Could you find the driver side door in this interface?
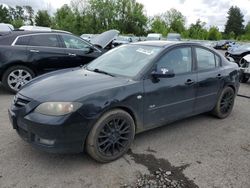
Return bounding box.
[143,46,197,128]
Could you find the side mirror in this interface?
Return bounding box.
[151,67,175,78]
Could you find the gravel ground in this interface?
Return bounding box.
[0,81,250,188]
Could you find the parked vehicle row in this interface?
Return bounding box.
[225,43,250,64]
[8,41,240,162]
[213,40,235,50]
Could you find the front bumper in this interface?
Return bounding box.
[8,94,92,154]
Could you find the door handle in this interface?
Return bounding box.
[185,79,195,85]
[68,53,76,56]
[216,74,223,79]
[30,49,39,53]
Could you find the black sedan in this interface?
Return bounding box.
[8,41,240,162]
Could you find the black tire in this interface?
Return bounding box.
[86,109,135,163]
[2,65,35,93]
[239,74,249,83]
[212,87,235,119]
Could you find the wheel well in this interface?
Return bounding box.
[1,62,37,81]
[227,85,236,94]
[112,106,138,131]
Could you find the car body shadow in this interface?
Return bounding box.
[0,84,11,95]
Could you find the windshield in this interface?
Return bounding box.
[87,45,162,78]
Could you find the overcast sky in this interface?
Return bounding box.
[1,0,250,31]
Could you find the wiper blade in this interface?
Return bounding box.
[93,69,115,77]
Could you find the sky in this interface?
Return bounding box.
[1,0,250,31]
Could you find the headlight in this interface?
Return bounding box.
[35,102,82,116]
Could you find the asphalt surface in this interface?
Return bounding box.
[0,83,250,188]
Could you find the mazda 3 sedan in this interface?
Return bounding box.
[9,41,239,162]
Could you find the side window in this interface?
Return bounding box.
[29,34,60,48]
[196,48,216,70]
[61,35,90,50]
[157,47,192,74]
[15,36,31,45]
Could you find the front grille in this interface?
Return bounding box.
[14,94,30,108]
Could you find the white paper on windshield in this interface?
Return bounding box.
[136,48,154,55]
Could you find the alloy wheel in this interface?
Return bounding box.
[7,69,32,91]
[220,90,234,114]
[97,117,132,157]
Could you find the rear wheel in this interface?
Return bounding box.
[86,109,135,163]
[212,87,235,119]
[2,65,35,93]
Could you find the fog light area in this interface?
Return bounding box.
[35,136,55,146]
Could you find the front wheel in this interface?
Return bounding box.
[2,65,35,93]
[212,87,236,119]
[86,109,135,163]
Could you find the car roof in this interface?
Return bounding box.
[0,30,72,45]
[132,40,203,48]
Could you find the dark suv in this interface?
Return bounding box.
[0,31,105,93]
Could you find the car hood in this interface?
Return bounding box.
[90,30,119,49]
[19,68,130,102]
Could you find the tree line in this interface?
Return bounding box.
[0,0,250,41]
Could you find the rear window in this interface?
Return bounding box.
[29,34,60,48]
[15,36,31,46]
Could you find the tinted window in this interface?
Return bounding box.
[61,35,90,50]
[15,36,31,45]
[157,47,192,74]
[196,48,216,70]
[29,34,60,47]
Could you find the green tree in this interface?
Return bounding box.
[11,19,24,28]
[0,5,11,23]
[53,4,76,33]
[35,10,51,27]
[24,6,34,25]
[245,22,250,34]
[207,26,222,40]
[15,6,25,20]
[237,22,250,41]
[164,8,185,33]
[188,19,208,39]
[150,15,168,36]
[224,6,244,38]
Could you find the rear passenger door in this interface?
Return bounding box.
[26,34,67,73]
[194,47,223,113]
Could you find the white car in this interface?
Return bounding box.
[146,33,162,40]
[239,54,250,83]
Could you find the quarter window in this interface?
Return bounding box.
[157,47,192,74]
[61,35,90,50]
[29,34,60,48]
[196,48,217,70]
